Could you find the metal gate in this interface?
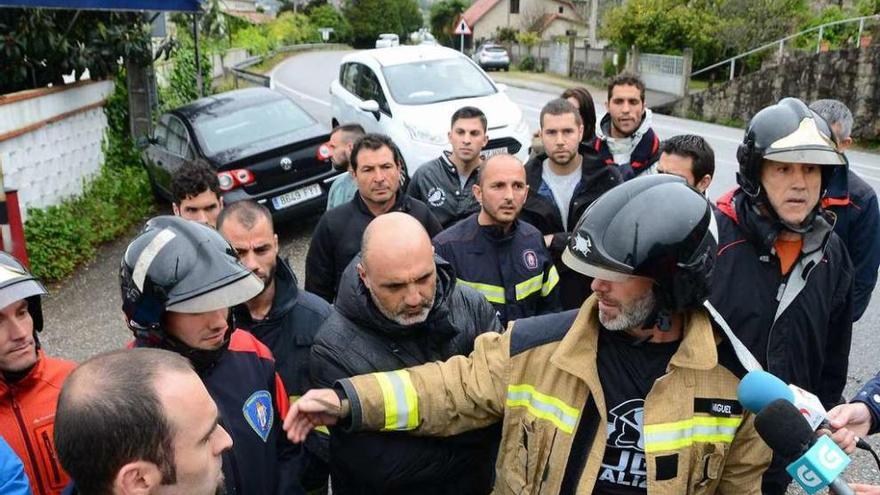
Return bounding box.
[638,53,686,96]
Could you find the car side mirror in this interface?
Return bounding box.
[359,100,381,121]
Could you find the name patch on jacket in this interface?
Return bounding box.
[243,390,274,442]
[694,398,743,417]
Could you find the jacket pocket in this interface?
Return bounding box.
[687,442,728,495]
[501,417,556,495]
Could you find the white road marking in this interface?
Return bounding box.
[274,80,331,107]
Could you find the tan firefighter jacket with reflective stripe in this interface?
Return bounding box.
[337,296,771,494]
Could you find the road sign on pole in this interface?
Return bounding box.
[454,17,471,52]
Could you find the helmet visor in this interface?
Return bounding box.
[765,117,845,166]
[562,247,633,282]
[0,265,47,311]
[166,272,263,314]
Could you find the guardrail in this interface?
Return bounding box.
[231,43,350,88]
[692,14,879,80]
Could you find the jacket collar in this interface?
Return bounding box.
[478,216,520,243]
[0,349,44,393]
[550,296,719,382]
[354,189,410,218]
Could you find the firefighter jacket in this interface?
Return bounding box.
[433,214,560,326]
[0,351,75,495]
[336,297,771,495]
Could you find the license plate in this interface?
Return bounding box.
[482,147,508,159]
[271,183,322,210]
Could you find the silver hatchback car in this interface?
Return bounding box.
[473,44,510,71]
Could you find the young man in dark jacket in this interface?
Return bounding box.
[408,106,488,228]
[709,98,853,495]
[434,154,560,326]
[305,134,442,303]
[810,99,880,322]
[310,212,502,495]
[120,216,302,495]
[520,98,621,310]
[219,200,332,491]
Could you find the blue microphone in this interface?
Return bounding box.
[737,370,794,414]
[755,399,854,495]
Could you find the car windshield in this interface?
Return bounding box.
[382,57,496,105]
[193,99,315,155]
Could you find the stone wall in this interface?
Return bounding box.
[659,45,880,140]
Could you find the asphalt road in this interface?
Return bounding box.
[40,49,880,490]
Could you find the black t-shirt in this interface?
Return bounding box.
[593,328,680,495]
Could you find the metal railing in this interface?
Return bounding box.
[692,14,879,80]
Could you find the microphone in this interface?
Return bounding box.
[755,399,854,495]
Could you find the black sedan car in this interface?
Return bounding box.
[141,87,339,221]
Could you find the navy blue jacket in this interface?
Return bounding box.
[433,214,560,326]
[852,371,880,436]
[234,257,331,489]
[136,330,301,495]
[823,167,880,321]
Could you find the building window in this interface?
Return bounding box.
[558,5,563,13]
[510,0,519,14]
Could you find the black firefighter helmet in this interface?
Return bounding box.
[562,174,717,322]
[120,216,263,347]
[0,251,47,336]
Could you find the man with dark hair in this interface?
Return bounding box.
[309,212,502,494]
[810,99,880,321]
[326,124,366,210]
[656,134,715,193]
[55,348,233,495]
[120,216,301,495]
[408,106,489,228]
[305,133,442,303]
[171,158,223,228]
[218,200,332,491]
[710,98,853,494]
[434,154,560,326]
[0,251,76,495]
[594,73,661,179]
[520,98,620,309]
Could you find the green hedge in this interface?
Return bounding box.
[24,73,155,281]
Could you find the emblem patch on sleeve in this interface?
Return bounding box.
[243,390,274,442]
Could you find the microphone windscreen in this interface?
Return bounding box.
[737,370,794,414]
[754,398,814,461]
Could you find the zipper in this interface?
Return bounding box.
[11,392,47,495]
[41,430,62,484]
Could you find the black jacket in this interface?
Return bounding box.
[710,189,853,408]
[305,192,442,303]
[408,152,481,228]
[234,257,331,489]
[310,256,502,495]
[520,149,621,309]
[823,167,880,321]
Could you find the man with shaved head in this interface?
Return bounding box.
[434,154,560,326]
[309,212,502,494]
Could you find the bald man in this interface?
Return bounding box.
[434,155,560,326]
[309,212,502,495]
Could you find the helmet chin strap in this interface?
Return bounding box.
[746,185,818,235]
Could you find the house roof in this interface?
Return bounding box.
[530,11,586,32]
[462,0,584,28]
[224,10,274,23]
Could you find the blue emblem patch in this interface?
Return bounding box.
[243,390,274,442]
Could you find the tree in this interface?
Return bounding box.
[429,0,468,46]
[397,0,425,35]
[344,0,404,46]
[308,4,353,42]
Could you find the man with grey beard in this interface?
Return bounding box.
[308,212,502,494]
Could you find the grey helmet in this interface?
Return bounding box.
[562,174,717,329]
[0,251,48,336]
[120,216,262,363]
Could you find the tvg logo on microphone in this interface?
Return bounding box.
[785,436,851,495]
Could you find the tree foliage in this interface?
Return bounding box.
[0,9,151,94]
[429,0,468,46]
[308,4,354,42]
[344,0,423,46]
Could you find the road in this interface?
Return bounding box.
[39,49,880,491]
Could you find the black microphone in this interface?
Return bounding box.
[755,399,855,495]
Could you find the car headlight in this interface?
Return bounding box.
[405,123,447,145]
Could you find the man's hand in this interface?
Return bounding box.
[282,389,348,443]
[828,402,873,437]
[850,484,880,494]
[818,426,858,454]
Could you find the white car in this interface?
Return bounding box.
[375,33,400,48]
[329,45,531,173]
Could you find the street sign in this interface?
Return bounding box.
[454,18,471,35]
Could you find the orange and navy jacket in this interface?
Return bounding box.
[0,351,75,495]
[134,329,300,495]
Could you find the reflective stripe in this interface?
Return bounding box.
[541,266,560,297]
[373,370,420,431]
[515,274,544,301]
[644,416,743,453]
[506,384,579,433]
[458,279,505,304]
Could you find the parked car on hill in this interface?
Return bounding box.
[139,87,339,221]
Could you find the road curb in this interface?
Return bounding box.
[491,74,567,95]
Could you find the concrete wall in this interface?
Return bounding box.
[0,80,114,220]
[473,0,518,43]
[661,45,880,140]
